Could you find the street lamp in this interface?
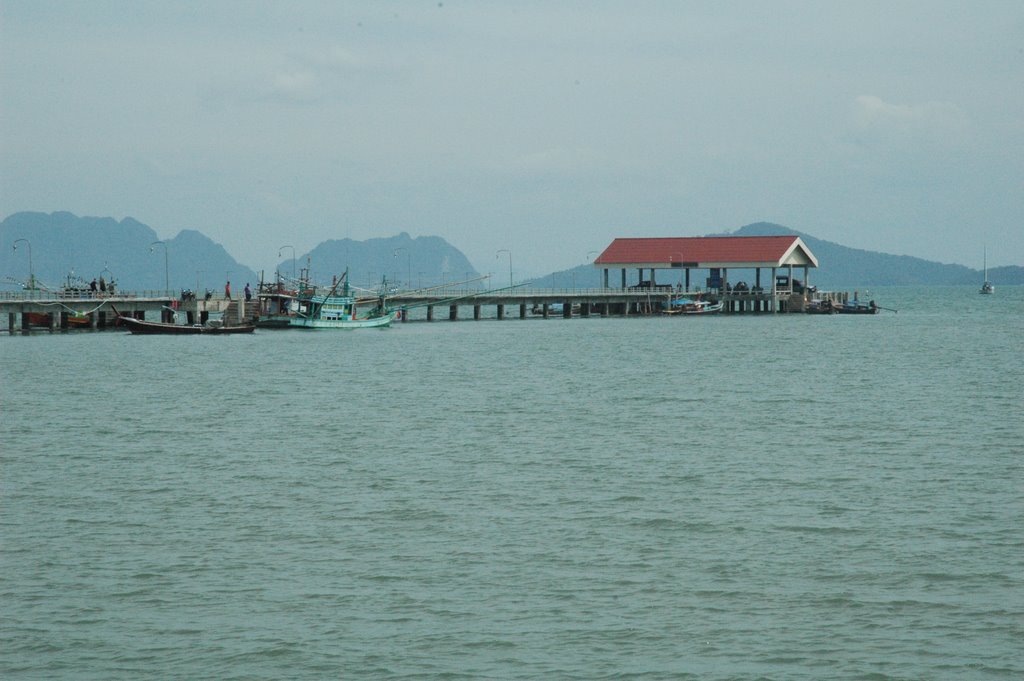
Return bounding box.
[278,245,296,282]
[393,247,411,289]
[12,238,34,290]
[150,240,169,293]
[496,249,512,288]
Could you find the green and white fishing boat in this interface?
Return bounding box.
[288,270,396,330]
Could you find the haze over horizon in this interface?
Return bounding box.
[2,2,1022,276]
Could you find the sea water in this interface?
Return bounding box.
[2,286,1022,680]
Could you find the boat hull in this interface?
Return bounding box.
[119,317,256,335]
[287,313,395,330]
[253,314,295,329]
[836,304,878,315]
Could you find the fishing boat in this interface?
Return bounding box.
[980,248,994,294]
[254,275,299,329]
[835,300,879,315]
[664,298,723,315]
[113,307,255,335]
[23,311,89,327]
[805,299,836,314]
[117,316,255,335]
[287,270,396,330]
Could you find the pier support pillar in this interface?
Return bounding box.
[496,304,504,320]
[542,303,550,319]
[8,312,15,333]
[449,305,458,321]
[21,309,30,331]
[519,303,527,319]
[473,305,481,320]
[563,302,572,318]
[49,313,58,332]
[426,305,434,321]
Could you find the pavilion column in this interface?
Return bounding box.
[685,269,690,291]
[603,268,609,289]
[771,267,777,313]
[621,269,626,289]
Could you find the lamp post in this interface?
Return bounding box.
[150,240,169,293]
[587,251,599,290]
[12,238,34,290]
[393,247,411,289]
[496,249,512,288]
[278,245,296,282]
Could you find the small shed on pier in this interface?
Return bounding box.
[593,235,819,293]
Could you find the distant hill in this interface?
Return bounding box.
[0,211,478,293]
[725,222,1024,287]
[0,211,258,293]
[284,233,479,291]
[529,222,1023,289]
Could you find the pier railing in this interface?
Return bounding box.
[0,290,179,301]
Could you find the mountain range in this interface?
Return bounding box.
[0,212,477,293]
[1,212,1020,292]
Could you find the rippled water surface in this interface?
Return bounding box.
[2,286,1022,679]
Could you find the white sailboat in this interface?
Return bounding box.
[980,248,994,294]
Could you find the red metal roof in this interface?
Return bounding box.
[594,236,816,268]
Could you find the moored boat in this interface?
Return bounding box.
[113,307,255,335]
[835,300,878,314]
[665,298,723,315]
[254,275,299,329]
[287,270,396,330]
[117,316,256,335]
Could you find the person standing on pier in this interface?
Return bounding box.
[225,281,231,299]
[244,283,252,302]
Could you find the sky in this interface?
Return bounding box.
[2,1,1022,276]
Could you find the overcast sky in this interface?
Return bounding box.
[2,1,1022,276]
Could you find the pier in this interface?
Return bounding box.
[387,285,850,321]
[1,284,857,332]
[0,290,240,333]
